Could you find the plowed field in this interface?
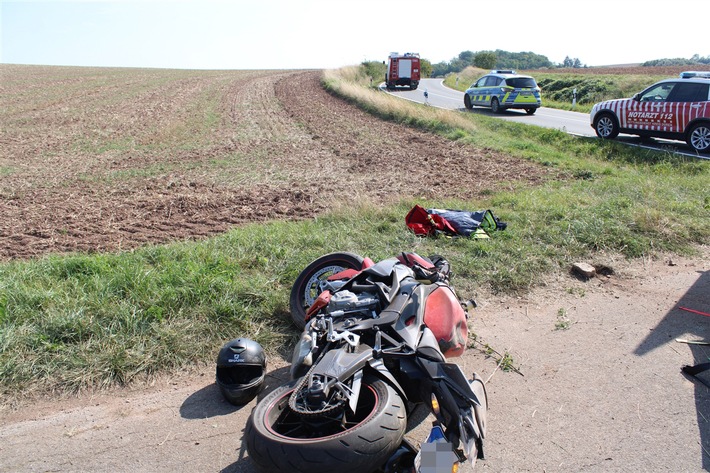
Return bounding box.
[1,66,547,260]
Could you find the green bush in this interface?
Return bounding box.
[361,60,387,86]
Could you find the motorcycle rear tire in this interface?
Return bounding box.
[289,252,364,329]
[245,375,406,473]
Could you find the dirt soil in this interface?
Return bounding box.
[1,68,708,472]
[0,68,546,260]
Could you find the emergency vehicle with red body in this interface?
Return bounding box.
[590,71,710,153]
[385,52,420,90]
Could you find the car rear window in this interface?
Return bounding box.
[669,83,709,102]
[505,77,537,88]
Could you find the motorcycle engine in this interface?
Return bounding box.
[325,290,379,318]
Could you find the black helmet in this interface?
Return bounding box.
[216,338,266,405]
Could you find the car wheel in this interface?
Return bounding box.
[464,94,473,110]
[490,98,501,114]
[594,113,619,139]
[687,122,710,152]
[525,108,536,115]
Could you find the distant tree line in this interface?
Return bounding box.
[432,50,557,76]
[430,50,710,77]
[561,56,585,68]
[642,54,710,66]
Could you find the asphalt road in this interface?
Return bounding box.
[383,78,593,136]
[383,78,708,159]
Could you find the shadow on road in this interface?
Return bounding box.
[461,107,534,117]
[634,270,710,470]
[179,383,244,419]
[612,135,709,157]
[228,366,297,473]
[179,367,291,420]
[181,367,293,473]
[220,424,254,473]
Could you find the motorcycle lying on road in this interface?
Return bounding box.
[245,252,487,473]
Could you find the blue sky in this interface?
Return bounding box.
[1,0,707,70]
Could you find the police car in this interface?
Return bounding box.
[590,71,710,153]
[464,70,541,115]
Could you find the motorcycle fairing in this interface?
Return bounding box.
[328,263,467,360]
[308,345,374,414]
[343,260,410,305]
[414,326,446,362]
[417,358,487,460]
[311,344,373,382]
[389,281,467,359]
[396,252,436,269]
[305,290,332,320]
[326,257,375,282]
[419,359,482,408]
[423,285,468,358]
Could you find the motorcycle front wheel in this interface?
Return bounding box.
[245,375,407,473]
[289,252,364,329]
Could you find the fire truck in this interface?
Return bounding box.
[385,52,420,90]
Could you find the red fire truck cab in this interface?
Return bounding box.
[385,52,420,90]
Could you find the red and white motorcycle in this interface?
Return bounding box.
[246,252,487,473]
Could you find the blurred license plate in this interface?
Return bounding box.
[414,425,459,472]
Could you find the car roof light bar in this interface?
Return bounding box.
[680,71,710,79]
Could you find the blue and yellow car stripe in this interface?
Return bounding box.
[470,88,539,105]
